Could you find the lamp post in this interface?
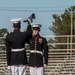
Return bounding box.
[69,7,73,75]
[74,21,75,35]
[70,8,73,53]
[70,7,75,55]
[70,7,75,75]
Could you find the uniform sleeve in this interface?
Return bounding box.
[26,25,32,36]
[5,35,11,66]
[43,38,48,65]
[25,25,32,43]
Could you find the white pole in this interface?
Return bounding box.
[70,7,73,75]
[74,21,75,35]
[70,7,73,57]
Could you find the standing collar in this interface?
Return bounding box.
[13,30,20,32]
[33,34,40,37]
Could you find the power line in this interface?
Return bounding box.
[0,6,70,12]
[0,6,70,9]
[0,8,65,12]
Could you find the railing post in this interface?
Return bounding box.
[67,35,69,59]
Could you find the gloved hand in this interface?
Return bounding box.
[7,66,11,69]
[44,64,47,68]
[26,64,29,70]
[25,19,31,25]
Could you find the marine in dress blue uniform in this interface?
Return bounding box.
[5,18,32,75]
[27,23,48,75]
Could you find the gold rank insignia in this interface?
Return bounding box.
[39,38,42,43]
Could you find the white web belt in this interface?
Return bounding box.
[11,48,25,52]
[30,50,43,55]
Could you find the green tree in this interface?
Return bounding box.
[49,6,75,49]
[0,28,8,50]
[0,28,8,37]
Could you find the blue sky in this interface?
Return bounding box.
[0,0,75,36]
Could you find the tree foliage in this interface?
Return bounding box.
[0,28,8,50]
[0,28,8,37]
[49,6,75,49]
[49,6,75,35]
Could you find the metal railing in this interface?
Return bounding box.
[0,35,75,75]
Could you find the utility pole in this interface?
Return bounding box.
[70,7,73,53]
[74,21,75,35]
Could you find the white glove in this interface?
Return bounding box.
[26,64,29,70]
[44,64,47,68]
[8,66,11,69]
